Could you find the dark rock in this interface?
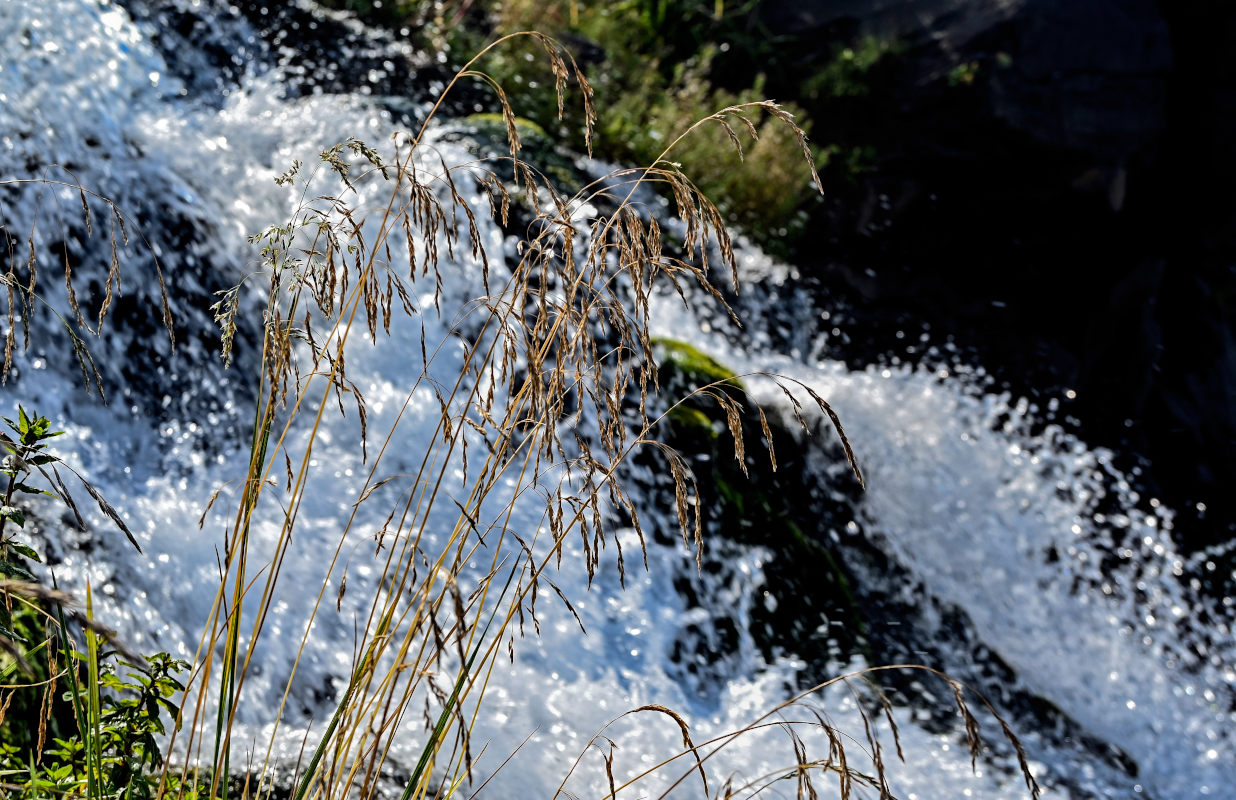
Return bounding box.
[756,0,1171,185]
[646,339,869,697]
[745,0,1234,562]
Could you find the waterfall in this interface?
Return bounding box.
[2,1,1232,798]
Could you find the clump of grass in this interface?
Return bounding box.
[177,28,875,799]
[1,27,1037,800]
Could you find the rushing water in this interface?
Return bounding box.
[2,1,1234,798]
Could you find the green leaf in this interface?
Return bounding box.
[0,624,28,645]
[6,541,41,562]
[0,505,25,527]
[0,560,36,581]
[99,672,129,690]
[30,454,59,466]
[12,481,54,497]
[77,475,142,553]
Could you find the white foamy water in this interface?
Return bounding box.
[2,2,1233,799]
[657,295,1236,798]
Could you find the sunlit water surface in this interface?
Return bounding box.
[1,1,1233,798]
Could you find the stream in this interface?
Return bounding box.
[1,1,1233,797]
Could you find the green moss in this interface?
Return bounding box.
[460,113,580,190]
[658,339,732,450]
[667,404,717,437]
[653,337,745,395]
[463,113,552,148]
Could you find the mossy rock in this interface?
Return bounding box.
[665,404,718,451]
[463,112,553,152]
[652,337,745,400]
[459,113,579,189]
[647,338,870,668]
[654,338,745,456]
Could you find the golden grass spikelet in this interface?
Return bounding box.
[621,704,711,797]
[2,277,15,379]
[857,698,894,799]
[718,393,748,476]
[0,683,12,728]
[36,666,55,760]
[757,406,777,472]
[1002,716,1044,800]
[23,240,35,350]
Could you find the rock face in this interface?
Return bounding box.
[760,0,1172,157]
[750,0,1235,557]
[983,0,1170,157]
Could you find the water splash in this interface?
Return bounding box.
[2,2,1232,798]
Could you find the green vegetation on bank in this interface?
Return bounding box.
[483,1,895,250]
[323,0,900,253]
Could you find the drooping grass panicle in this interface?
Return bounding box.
[558,664,1039,799]
[0,170,176,391]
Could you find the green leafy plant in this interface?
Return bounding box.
[1,407,72,681]
[4,645,193,800]
[0,410,197,799]
[0,406,60,598]
[0,406,198,799]
[72,650,190,800]
[0,403,142,586]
